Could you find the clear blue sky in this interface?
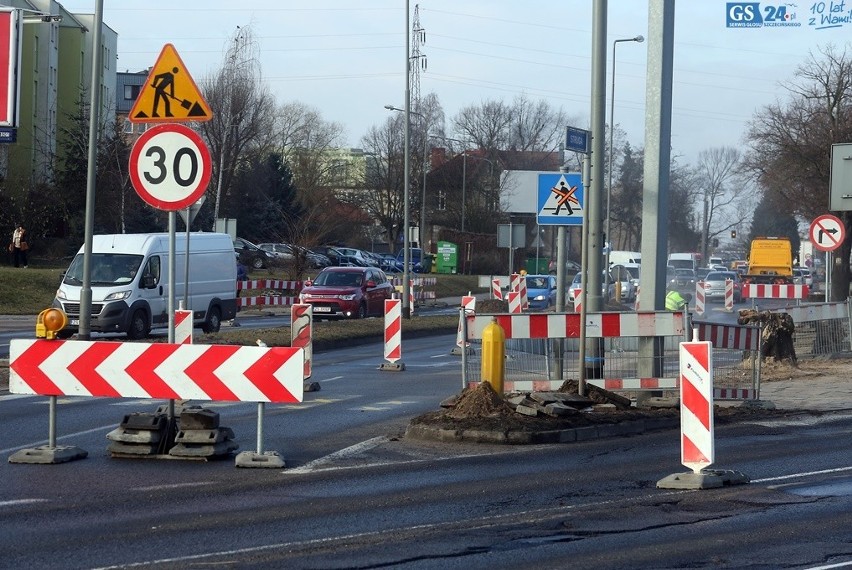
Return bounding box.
[60,1,852,165]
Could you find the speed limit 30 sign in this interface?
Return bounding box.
[129,124,212,211]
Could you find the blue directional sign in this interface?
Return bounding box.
[536,172,584,226]
[565,126,590,154]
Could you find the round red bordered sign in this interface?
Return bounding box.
[809,214,846,252]
[129,124,212,211]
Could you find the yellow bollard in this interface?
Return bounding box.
[481,317,505,393]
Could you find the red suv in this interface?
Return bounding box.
[299,267,394,318]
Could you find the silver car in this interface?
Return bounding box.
[703,271,741,303]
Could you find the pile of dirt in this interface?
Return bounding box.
[446,382,514,419]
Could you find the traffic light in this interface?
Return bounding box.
[731,230,737,238]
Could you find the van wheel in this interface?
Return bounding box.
[127,310,149,340]
[355,303,367,319]
[252,256,264,269]
[202,307,221,334]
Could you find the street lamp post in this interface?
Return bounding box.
[605,35,644,283]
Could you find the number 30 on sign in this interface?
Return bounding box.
[129,124,212,211]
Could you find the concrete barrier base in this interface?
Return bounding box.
[9,445,88,464]
[378,362,406,371]
[235,450,285,469]
[657,468,749,489]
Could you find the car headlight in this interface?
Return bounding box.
[104,290,132,301]
[299,293,307,303]
[533,294,545,301]
[339,293,356,301]
[56,289,67,301]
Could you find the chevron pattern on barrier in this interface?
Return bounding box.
[742,283,808,299]
[10,339,304,403]
[468,311,686,340]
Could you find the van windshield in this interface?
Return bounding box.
[64,253,144,286]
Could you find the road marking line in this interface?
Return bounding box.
[0,499,48,507]
[133,482,216,492]
[752,465,852,484]
[0,423,115,455]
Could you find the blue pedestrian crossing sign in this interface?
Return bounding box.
[536,172,584,226]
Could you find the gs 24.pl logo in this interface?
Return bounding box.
[726,2,801,27]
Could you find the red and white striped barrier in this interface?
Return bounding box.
[695,322,759,351]
[679,339,714,473]
[290,304,313,379]
[237,279,303,292]
[10,340,304,402]
[238,296,299,308]
[507,291,522,313]
[492,278,503,300]
[468,311,686,340]
[502,377,678,393]
[724,279,734,311]
[634,286,640,311]
[174,309,193,344]
[409,278,415,315]
[390,276,437,301]
[742,283,808,299]
[509,273,520,294]
[694,281,706,316]
[383,299,402,363]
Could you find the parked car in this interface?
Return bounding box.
[525,274,557,310]
[334,247,378,267]
[377,253,404,273]
[298,266,394,319]
[257,242,295,262]
[703,270,742,303]
[233,237,273,269]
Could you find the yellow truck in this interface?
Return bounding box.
[743,236,794,285]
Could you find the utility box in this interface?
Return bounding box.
[526,257,548,274]
[435,241,458,274]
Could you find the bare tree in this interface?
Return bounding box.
[199,26,276,230]
[744,43,852,299]
[359,117,405,247]
[694,146,753,262]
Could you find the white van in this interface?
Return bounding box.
[54,233,238,339]
[609,251,641,266]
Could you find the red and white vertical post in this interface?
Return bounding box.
[380,298,405,370]
[491,278,503,300]
[456,295,476,348]
[409,278,415,315]
[679,338,714,473]
[174,308,193,344]
[694,281,706,316]
[573,288,583,314]
[724,279,734,311]
[507,291,522,313]
[291,304,313,379]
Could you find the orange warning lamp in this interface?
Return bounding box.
[36,308,68,340]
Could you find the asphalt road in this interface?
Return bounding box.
[3,330,852,568]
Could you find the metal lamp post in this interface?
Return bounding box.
[605,35,644,283]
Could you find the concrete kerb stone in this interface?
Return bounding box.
[405,417,680,445]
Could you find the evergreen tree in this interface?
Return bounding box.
[748,191,801,257]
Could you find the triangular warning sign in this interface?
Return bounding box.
[539,175,583,218]
[128,44,213,123]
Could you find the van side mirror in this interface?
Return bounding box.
[141,274,155,288]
